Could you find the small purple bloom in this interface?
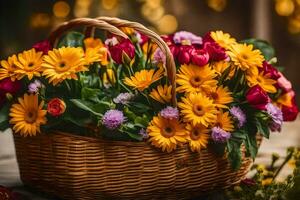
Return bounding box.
[173,31,202,45]
[229,106,246,128]
[102,109,125,130]
[28,80,42,93]
[266,103,283,132]
[113,93,134,105]
[211,127,231,143]
[138,128,149,139]
[160,106,179,120]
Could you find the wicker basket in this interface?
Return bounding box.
[14,17,257,200]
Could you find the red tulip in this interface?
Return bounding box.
[0,78,21,96]
[177,45,193,64]
[107,39,135,64]
[191,49,209,66]
[262,61,280,80]
[202,32,214,44]
[282,103,299,121]
[203,42,227,61]
[33,40,51,55]
[246,85,270,110]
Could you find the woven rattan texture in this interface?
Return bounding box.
[14,132,253,200]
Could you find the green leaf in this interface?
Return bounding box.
[124,107,137,121]
[81,87,101,103]
[227,139,243,170]
[70,99,103,117]
[127,132,143,141]
[134,116,149,127]
[245,133,258,159]
[58,31,85,48]
[231,130,247,140]
[241,38,275,61]
[255,118,270,139]
[0,104,10,131]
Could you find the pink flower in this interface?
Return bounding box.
[177,45,194,64]
[191,49,209,66]
[173,31,202,45]
[33,40,51,55]
[277,72,292,92]
[0,78,21,96]
[262,61,280,80]
[203,42,227,61]
[106,38,135,64]
[153,48,166,66]
[246,85,270,110]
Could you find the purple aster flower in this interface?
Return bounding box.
[160,106,179,120]
[138,128,149,139]
[173,31,202,45]
[102,109,125,130]
[211,127,231,143]
[28,80,42,93]
[266,103,283,132]
[113,93,134,105]
[229,106,246,128]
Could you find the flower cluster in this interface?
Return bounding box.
[0,27,298,169]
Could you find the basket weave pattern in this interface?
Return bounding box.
[15,132,253,200]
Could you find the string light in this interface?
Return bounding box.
[53,1,70,18]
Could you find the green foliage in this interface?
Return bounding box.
[242,38,275,61]
[227,137,243,170]
[70,99,111,117]
[0,104,10,131]
[57,31,85,48]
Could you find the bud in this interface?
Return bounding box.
[47,98,66,117]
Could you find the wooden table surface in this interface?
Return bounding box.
[0,118,299,199]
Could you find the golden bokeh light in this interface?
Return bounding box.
[102,0,118,10]
[53,1,70,18]
[275,0,295,16]
[288,17,300,33]
[141,4,165,22]
[145,0,161,9]
[207,0,227,12]
[157,15,178,34]
[30,13,50,28]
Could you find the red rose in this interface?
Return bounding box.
[246,85,270,110]
[33,40,51,55]
[261,61,280,80]
[203,42,227,61]
[108,39,135,64]
[191,49,209,66]
[47,98,66,117]
[0,78,21,96]
[282,103,299,121]
[177,45,194,64]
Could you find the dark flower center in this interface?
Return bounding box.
[25,110,37,124]
[190,76,202,87]
[162,126,174,138]
[193,104,205,116]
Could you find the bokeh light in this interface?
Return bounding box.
[207,0,227,12]
[157,14,178,34]
[275,0,295,16]
[102,0,118,10]
[30,13,51,28]
[53,1,70,18]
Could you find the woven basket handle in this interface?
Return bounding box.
[96,17,177,105]
[48,17,177,105]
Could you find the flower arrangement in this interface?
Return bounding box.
[0,27,298,169]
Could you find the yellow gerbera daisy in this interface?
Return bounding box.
[124,68,163,91]
[210,31,237,49]
[85,47,108,65]
[42,47,87,86]
[214,111,234,132]
[176,64,218,94]
[276,92,293,107]
[0,55,20,81]
[84,37,104,49]
[147,115,187,153]
[14,49,43,80]
[211,61,235,78]
[227,43,264,74]
[178,92,218,127]
[206,86,233,108]
[186,123,210,152]
[246,71,277,93]
[9,93,47,137]
[149,85,172,104]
